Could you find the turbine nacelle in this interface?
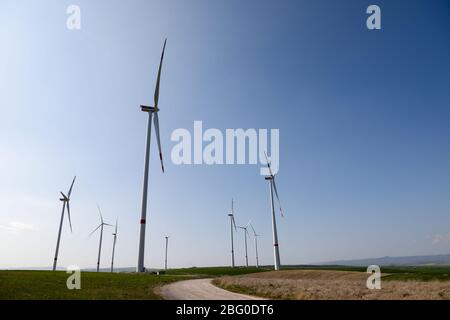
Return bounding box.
[250,223,261,238]
[140,105,159,113]
[60,192,69,202]
[238,223,251,235]
[112,219,118,236]
[264,152,284,218]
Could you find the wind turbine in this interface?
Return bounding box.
[52,176,76,271]
[227,199,237,268]
[164,235,169,271]
[137,39,167,273]
[110,219,118,273]
[90,206,112,272]
[237,221,251,267]
[264,152,284,271]
[250,224,261,268]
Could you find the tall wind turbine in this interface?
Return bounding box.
[227,199,237,268]
[110,219,118,273]
[250,224,261,268]
[264,152,284,271]
[52,176,76,271]
[90,206,112,272]
[164,235,169,271]
[137,39,167,273]
[237,221,251,267]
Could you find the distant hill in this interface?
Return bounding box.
[3,253,450,271]
[0,267,158,273]
[316,254,450,267]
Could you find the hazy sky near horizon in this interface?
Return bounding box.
[1,0,450,269]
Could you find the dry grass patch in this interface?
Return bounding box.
[213,270,450,300]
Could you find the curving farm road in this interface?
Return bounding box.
[159,278,265,300]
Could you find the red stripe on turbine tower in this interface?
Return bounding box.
[140,219,146,224]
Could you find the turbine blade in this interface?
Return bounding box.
[232,216,237,232]
[153,112,165,173]
[272,177,284,217]
[231,198,234,214]
[61,201,66,226]
[103,223,113,227]
[66,202,73,233]
[246,220,252,228]
[60,192,68,200]
[250,224,257,236]
[67,176,76,198]
[97,205,103,224]
[115,219,118,234]
[89,224,102,237]
[264,152,274,177]
[154,39,167,108]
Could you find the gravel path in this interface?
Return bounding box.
[159,278,265,300]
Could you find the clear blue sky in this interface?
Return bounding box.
[1,0,449,269]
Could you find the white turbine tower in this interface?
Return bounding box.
[227,199,237,268]
[237,221,251,268]
[137,39,167,273]
[164,235,169,271]
[264,152,284,271]
[250,224,261,268]
[110,219,118,273]
[52,176,76,271]
[90,206,113,272]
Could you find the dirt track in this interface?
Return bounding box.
[159,278,265,300]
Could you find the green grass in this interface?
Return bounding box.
[0,271,189,300]
[0,267,268,300]
[166,266,271,277]
[380,266,450,281]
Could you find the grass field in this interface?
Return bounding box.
[0,267,265,300]
[166,266,270,277]
[2,266,449,300]
[213,266,450,300]
[0,271,189,300]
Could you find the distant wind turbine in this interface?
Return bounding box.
[237,220,252,267]
[52,176,76,271]
[90,206,113,272]
[227,199,237,268]
[164,235,169,271]
[137,39,167,273]
[250,224,261,268]
[110,219,118,273]
[264,152,284,270]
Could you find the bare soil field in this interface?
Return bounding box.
[213,270,450,300]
